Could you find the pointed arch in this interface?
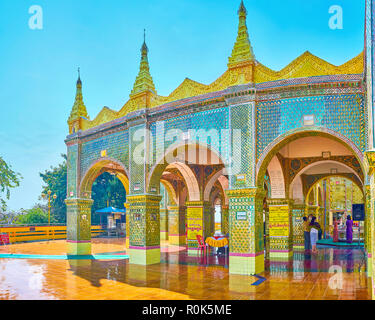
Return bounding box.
[79,158,129,198]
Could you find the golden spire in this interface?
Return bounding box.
[130,29,157,97]
[228,0,255,69]
[68,68,89,133]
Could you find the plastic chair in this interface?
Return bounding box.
[0,234,10,245]
[196,235,207,256]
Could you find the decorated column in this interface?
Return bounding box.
[227,188,265,275]
[306,205,318,217]
[159,184,169,241]
[264,206,270,259]
[267,199,293,259]
[125,202,130,249]
[65,198,93,255]
[168,205,186,245]
[186,201,211,255]
[365,151,375,299]
[127,195,162,265]
[365,185,372,277]
[292,204,305,249]
[160,207,169,241]
[364,0,375,299]
[221,205,229,234]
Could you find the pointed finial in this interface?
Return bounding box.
[68,66,89,132]
[228,0,255,69]
[130,28,156,100]
[238,0,247,15]
[141,29,148,54]
[77,67,82,85]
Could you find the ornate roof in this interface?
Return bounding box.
[73,1,364,131]
[68,69,89,124]
[130,30,156,97]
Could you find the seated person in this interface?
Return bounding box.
[216,232,229,255]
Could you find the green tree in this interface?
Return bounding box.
[91,172,127,225]
[0,156,21,211]
[39,155,127,225]
[0,210,20,225]
[39,154,67,223]
[16,207,57,225]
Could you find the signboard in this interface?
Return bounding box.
[236,174,246,182]
[352,204,365,221]
[269,206,289,237]
[187,207,203,240]
[236,211,247,220]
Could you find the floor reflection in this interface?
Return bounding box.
[0,239,371,300]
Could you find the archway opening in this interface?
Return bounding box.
[147,142,228,256]
[79,159,129,237]
[305,176,364,244]
[91,172,127,229]
[256,129,366,263]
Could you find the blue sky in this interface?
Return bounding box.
[0,0,365,211]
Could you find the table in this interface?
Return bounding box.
[205,236,229,255]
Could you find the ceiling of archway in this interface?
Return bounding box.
[278,136,352,158]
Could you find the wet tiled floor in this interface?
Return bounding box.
[0,239,372,300]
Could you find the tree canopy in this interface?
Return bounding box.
[40,154,67,223]
[39,155,126,224]
[16,207,57,225]
[0,156,21,211]
[91,172,127,225]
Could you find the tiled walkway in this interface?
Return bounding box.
[0,239,371,300]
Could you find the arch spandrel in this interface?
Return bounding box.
[256,94,365,160]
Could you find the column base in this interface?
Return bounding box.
[187,248,200,256]
[169,234,186,245]
[367,254,372,277]
[293,244,304,250]
[160,231,169,241]
[269,250,293,259]
[229,253,264,275]
[67,241,91,255]
[129,247,160,265]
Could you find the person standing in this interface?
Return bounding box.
[303,217,311,251]
[346,215,354,244]
[333,218,339,242]
[310,216,320,254]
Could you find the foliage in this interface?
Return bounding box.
[39,155,126,225]
[0,156,22,211]
[16,206,57,225]
[39,154,67,223]
[0,210,21,225]
[91,172,126,225]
